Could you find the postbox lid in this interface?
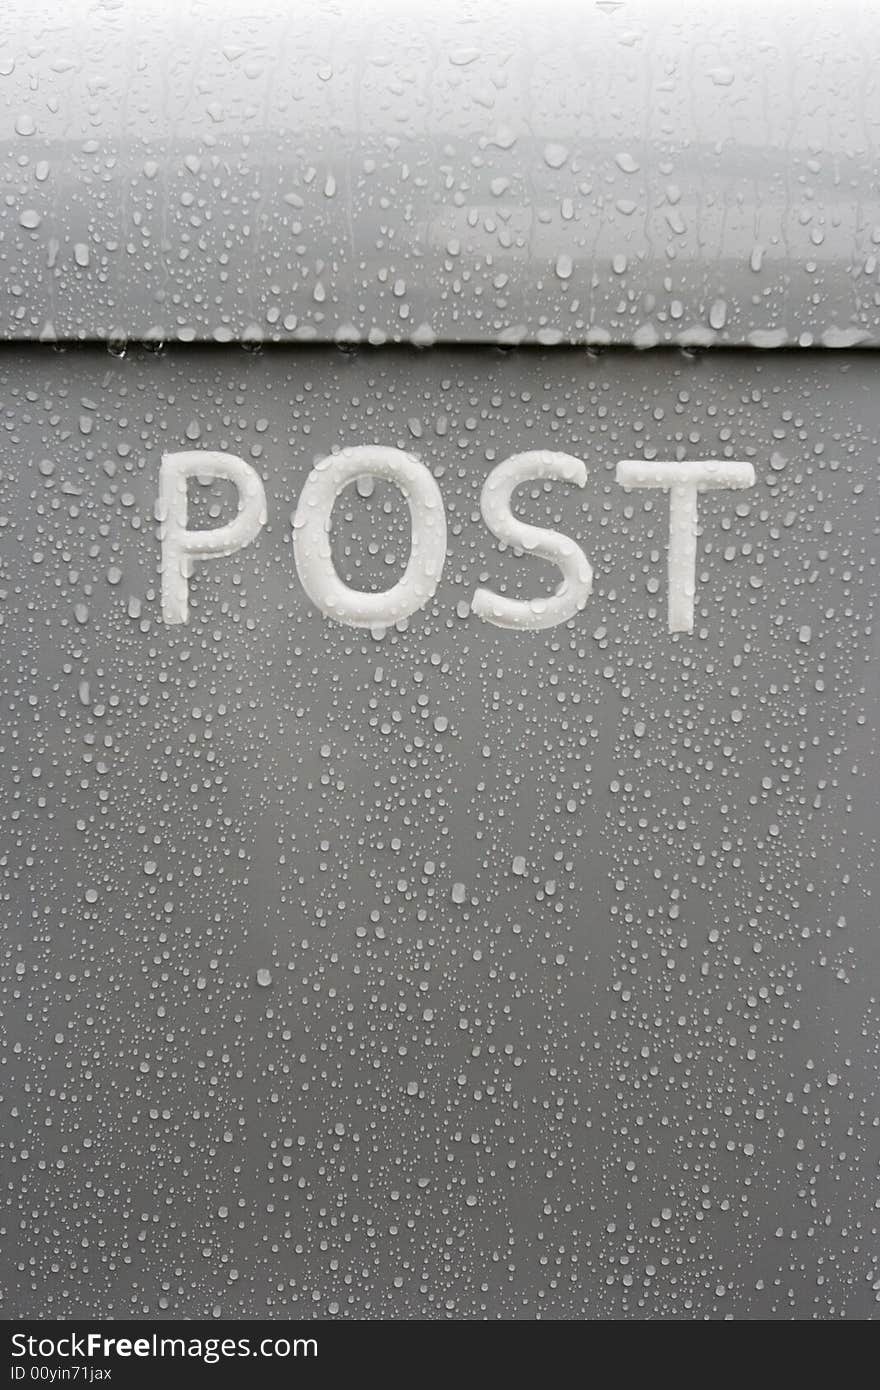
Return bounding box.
[2,0,879,348]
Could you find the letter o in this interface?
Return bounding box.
[292,446,447,629]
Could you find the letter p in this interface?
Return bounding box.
[159,450,267,624]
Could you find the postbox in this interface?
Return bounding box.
[1,0,878,1321]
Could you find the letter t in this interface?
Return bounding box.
[616,459,755,632]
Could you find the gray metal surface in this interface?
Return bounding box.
[3,0,880,348]
[1,342,877,1318]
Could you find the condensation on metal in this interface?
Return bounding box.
[2,0,880,348]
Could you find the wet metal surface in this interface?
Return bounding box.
[1,343,877,1318]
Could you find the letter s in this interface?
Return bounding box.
[472,451,592,629]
